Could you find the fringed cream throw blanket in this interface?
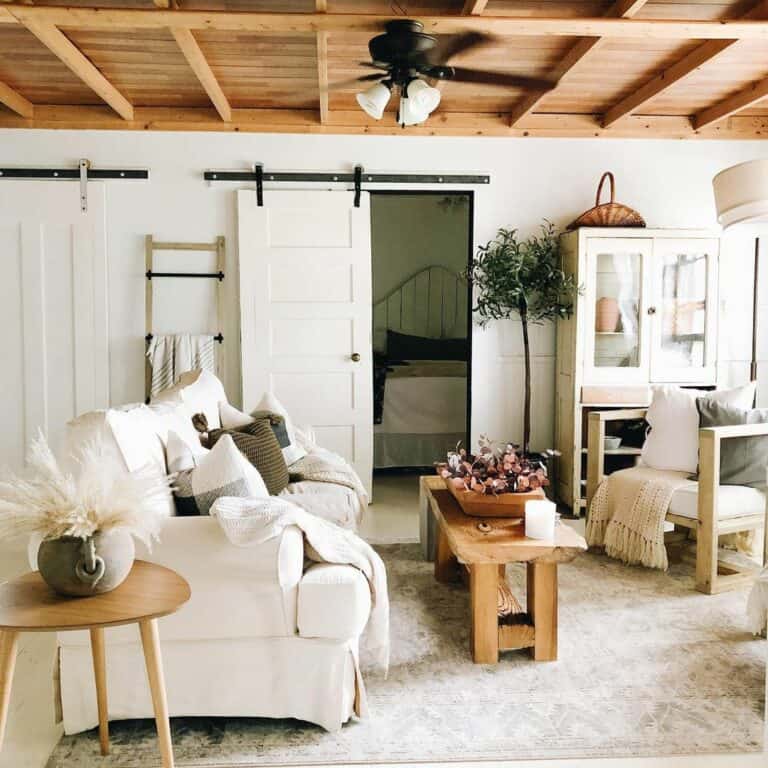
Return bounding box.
[586,467,691,571]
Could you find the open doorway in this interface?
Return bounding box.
[367,191,473,539]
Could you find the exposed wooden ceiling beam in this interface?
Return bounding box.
[171,27,230,122]
[2,105,768,139]
[602,0,768,127]
[0,79,33,117]
[694,77,768,129]
[463,0,489,14]
[18,18,133,119]
[509,0,648,127]
[316,0,328,125]
[4,7,768,40]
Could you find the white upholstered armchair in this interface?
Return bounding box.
[587,408,768,595]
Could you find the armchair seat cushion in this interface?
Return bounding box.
[297,563,371,641]
[668,480,765,521]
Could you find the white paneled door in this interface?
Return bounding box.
[0,182,109,469]
[238,189,373,495]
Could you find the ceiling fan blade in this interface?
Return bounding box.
[359,61,388,70]
[447,67,556,90]
[419,31,492,67]
[325,73,386,91]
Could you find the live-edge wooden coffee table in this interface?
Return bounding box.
[421,476,586,664]
[0,560,190,767]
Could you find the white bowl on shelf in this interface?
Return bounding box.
[604,436,622,451]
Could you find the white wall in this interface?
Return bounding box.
[2,129,768,451]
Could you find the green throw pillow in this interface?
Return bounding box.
[696,398,768,487]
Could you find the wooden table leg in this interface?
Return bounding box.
[470,563,499,664]
[434,522,458,583]
[89,627,109,756]
[0,631,19,752]
[139,619,174,768]
[527,560,558,661]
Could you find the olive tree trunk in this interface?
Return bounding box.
[519,297,531,456]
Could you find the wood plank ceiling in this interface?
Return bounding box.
[2,0,768,137]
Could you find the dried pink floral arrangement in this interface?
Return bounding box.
[436,435,554,496]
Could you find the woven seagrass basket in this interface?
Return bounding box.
[567,172,645,230]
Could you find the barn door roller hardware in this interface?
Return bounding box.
[203,165,490,207]
[0,159,150,213]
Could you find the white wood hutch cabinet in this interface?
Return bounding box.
[554,227,719,514]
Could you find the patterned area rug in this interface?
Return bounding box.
[48,545,765,767]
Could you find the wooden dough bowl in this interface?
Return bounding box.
[444,478,545,518]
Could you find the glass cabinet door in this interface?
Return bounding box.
[650,238,718,383]
[584,238,652,384]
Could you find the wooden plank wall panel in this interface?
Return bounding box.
[0,26,98,105]
[194,31,318,109]
[64,28,210,106]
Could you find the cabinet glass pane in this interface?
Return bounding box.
[594,250,642,368]
[659,250,708,369]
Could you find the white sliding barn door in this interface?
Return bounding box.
[0,182,109,469]
[238,189,373,495]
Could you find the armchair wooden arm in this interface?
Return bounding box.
[586,409,647,511]
[696,423,768,593]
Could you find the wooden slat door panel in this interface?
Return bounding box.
[237,189,373,495]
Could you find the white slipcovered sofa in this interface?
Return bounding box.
[41,371,373,734]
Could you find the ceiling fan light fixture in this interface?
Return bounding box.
[397,96,429,127]
[406,78,441,114]
[356,82,391,120]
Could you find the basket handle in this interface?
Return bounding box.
[595,172,615,206]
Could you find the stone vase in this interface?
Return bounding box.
[37,529,135,597]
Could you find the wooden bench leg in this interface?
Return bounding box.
[0,631,19,753]
[470,563,499,664]
[90,627,109,756]
[527,561,558,661]
[435,522,459,583]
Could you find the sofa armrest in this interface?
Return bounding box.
[586,409,648,510]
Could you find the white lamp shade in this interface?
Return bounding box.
[356,82,391,120]
[397,96,428,126]
[406,79,441,114]
[713,158,768,229]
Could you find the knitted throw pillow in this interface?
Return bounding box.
[208,420,289,495]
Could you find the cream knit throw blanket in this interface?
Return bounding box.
[587,467,691,571]
[289,449,369,511]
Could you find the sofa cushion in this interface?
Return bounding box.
[151,370,226,430]
[641,382,756,474]
[696,399,768,487]
[668,481,765,521]
[208,421,289,496]
[172,434,268,516]
[298,563,371,640]
[254,392,307,467]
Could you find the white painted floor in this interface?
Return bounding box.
[357,472,766,768]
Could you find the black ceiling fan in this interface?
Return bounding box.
[357,19,555,91]
[345,20,555,125]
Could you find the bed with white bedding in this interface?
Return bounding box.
[373,265,469,469]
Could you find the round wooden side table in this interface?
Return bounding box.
[0,560,190,768]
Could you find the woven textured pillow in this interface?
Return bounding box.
[209,420,289,495]
[173,434,268,516]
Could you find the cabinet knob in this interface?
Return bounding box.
[350,352,361,362]
[647,306,657,315]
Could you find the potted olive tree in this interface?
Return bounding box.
[467,221,578,456]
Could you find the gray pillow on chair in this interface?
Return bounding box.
[696,398,768,487]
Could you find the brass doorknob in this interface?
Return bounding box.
[647,306,657,315]
[351,353,361,362]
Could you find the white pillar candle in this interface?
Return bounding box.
[525,499,556,540]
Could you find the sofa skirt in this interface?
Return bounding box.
[60,635,360,735]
